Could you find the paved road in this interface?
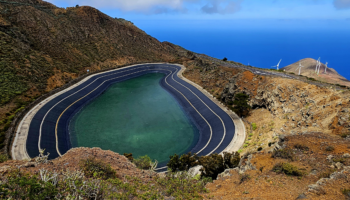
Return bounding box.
[24,64,236,172]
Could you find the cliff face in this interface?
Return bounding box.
[0,0,186,150]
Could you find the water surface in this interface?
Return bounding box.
[69,73,199,164]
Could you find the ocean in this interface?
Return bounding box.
[134,20,350,81]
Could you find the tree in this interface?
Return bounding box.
[232,93,251,117]
[223,152,240,169]
[223,57,228,61]
[199,154,225,179]
[167,152,198,172]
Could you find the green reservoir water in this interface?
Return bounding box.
[69,73,199,163]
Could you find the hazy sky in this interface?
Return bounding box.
[47,0,350,20]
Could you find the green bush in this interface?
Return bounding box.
[167,152,199,172]
[294,144,309,151]
[342,188,350,197]
[0,170,58,199]
[319,169,336,178]
[0,154,8,163]
[325,146,335,152]
[123,153,133,162]
[251,123,257,131]
[231,93,251,117]
[133,155,153,170]
[199,153,225,180]
[223,152,240,169]
[333,157,346,164]
[272,148,294,161]
[272,163,303,176]
[79,157,116,180]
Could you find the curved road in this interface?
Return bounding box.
[14,64,238,172]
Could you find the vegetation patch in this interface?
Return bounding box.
[133,155,157,170]
[272,163,303,176]
[239,174,251,184]
[294,144,309,151]
[272,148,295,161]
[325,146,335,152]
[79,157,117,180]
[0,154,8,163]
[167,152,240,180]
[229,93,251,117]
[341,188,350,198]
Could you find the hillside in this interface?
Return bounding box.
[0,0,350,199]
[0,0,187,151]
[282,58,350,87]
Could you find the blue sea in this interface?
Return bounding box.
[134,19,350,81]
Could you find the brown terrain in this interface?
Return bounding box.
[0,0,349,199]
[181,58,350,199]
[282,58,350,87]
[0,0,188,152]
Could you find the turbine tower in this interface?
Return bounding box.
[317,58,322,75]
[272,59,282,70]
[315,57,321,74]
[324,62,328,74]
[295,62,304,76]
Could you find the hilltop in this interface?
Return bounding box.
[282,58,350,87]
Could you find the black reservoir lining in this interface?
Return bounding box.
[26,64,235,172]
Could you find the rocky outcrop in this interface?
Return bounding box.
[220,70,350,136]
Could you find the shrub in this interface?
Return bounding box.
[155,171,211,199]
[333,157,346,164]
[0,154,8,163]
[272,163,303,176]
[272,148,294,161]
[223,152,240,169]
[240,174,251,184]
[342,188,350,197]
[79,157,116,180]
[251,123,257,131]
[199,153,225,179]
[325,146,335,152]
[133,155,155,170]
[223,57,228,61]
[294,144,309,151]
[231,93,251,117]
[167,152,199,172]
[319,169,336,178]
[0,170,58,199]
[123,153,133,162]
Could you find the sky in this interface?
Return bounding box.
[47,0,350,20]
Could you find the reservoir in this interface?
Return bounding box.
[69,73,199,164]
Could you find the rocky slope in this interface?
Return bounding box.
[0,0,187,151]
[282,58,350,87]
[182,58,350,199]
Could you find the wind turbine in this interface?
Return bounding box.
[324,62,328,74]
[315,57,320,74]
[295,62,304,76]
[317,58,322,75]
[271,59,282,70]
